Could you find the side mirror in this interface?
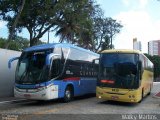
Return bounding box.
[45,53,61,65]
[8,57,19,69]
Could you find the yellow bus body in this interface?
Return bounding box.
[96,49,154,103]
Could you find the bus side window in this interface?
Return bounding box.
[139,55,144,70]
[138,55,144,80]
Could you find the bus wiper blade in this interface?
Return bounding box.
[19,70,27,81]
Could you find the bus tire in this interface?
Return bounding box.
[138,89,144,103]
[148,85,152,95]
[63,86,73,102]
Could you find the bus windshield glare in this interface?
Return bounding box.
[99,53,139,89]
[15,50,52,84]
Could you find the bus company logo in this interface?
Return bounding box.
[112,88,119,92]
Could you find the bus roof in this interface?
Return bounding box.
[23,43,99,56]
[101,49,142,54]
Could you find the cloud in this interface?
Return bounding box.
[0,21,7,28]
[113,10,160,53]
[139,0,149,8]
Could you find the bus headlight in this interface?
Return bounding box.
[37,86,45,91]
[35,84,46,91]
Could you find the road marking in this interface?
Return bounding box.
[0,99,27,104]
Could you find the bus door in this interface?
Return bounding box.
[48,54,62,96]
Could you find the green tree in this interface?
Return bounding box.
[55,0,97,47]
[0,38,6,48]
[105,17,123,49]
[0,0,96,47]
[77,3,103,51]
[4,0,26,49]
[101,35,114,51]
[92,17,122,52]
[145,53,160,81]
[0,36,43,51]
[153,56,160,81]
[0,38,20,50]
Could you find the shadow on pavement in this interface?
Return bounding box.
[20,93,96,106]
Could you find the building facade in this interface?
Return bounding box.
[133,38,142,51]
[148,40,160,56]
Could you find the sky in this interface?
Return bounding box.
[0,0,160,53]
[97,0,160,53]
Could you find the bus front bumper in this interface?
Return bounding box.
[14,85,59,100]
[96,87,141,103]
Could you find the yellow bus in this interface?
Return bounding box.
[96,49,154,103]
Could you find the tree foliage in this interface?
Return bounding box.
[55,0,93,43]
[0,36,44,51]
[92,17,122,52]
[0,0,96,46]
[0,37,28,51]
[0,0,123,51]
[4,0,26,49]
[145,53,160,81]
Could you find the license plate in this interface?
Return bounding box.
[24,94,31,98]
[111,96,119,100]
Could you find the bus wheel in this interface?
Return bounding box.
[63,86,73,102]
[148,85,152,95]
[138,89,143,103]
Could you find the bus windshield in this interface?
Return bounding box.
[15,50,52,84]
[98,53,139,89]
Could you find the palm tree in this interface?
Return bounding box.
[55,0,94,48]
[55,20,80,44]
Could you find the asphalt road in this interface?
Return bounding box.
[0,83,160,120]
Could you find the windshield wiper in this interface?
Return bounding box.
[19,70,27,82]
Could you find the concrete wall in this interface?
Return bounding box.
[0,49,21,97]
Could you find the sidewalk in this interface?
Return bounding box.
[153,91,160,99]
[152,82,160,99]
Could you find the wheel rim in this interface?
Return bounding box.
[65,90,71,99]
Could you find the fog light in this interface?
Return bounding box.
[98,96,102,99]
